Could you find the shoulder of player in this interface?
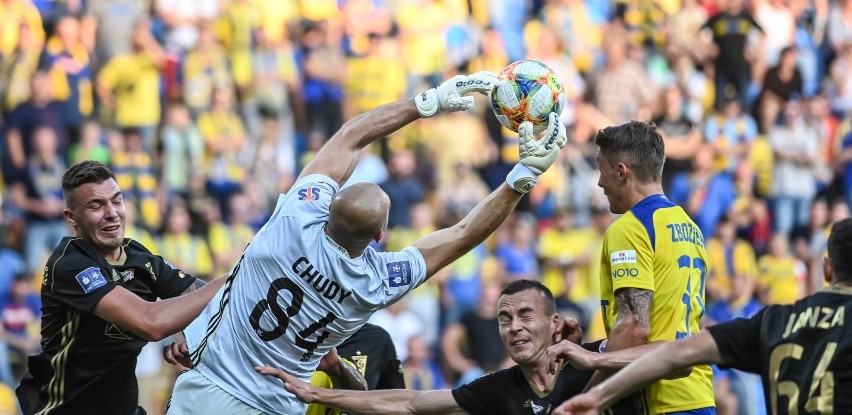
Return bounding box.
[604,215,650,245]
[46,238,102,276]
[123,238,153,256]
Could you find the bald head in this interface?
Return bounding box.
[328,183,390,252]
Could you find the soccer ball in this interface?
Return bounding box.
[490,60,565,133]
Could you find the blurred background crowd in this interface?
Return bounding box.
[0,0,848,413]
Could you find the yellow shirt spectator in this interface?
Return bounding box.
[0,0,44,57]
[297,0,340,22]
[197,110,247,184]
[539,223,599,302]
[396,1,451,77]
[158,232,214,280]
[217,0,260,87]
[758,255,806,305]
[111,150,161,229]
[0,382,18,415]
[255,0,299,45]
[346,50,406,114]
[182,45,231,113]
[208,220,255,276]
[706,237,758,300]
[97,53,161,127]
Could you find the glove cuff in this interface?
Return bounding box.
[415,89,440,118]
[506,163,541,194]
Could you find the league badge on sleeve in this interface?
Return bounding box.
[387,261,412,287]
[75,267,108,293]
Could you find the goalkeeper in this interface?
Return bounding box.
[165,72,567,415]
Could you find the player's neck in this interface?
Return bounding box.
[519,358,557,392]
[626,182,665,209]
[323,225,365,258]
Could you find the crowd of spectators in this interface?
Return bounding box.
[1,0,850,413]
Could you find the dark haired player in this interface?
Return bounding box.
[16,161,227,415]
[558,217,852,415]
[593,121,714,414]
[257,280,634,415]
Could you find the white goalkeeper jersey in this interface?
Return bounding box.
[182,174,427,414]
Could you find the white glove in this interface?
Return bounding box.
[506,112,568,194]
[415,71,497,118]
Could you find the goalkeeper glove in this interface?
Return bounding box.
[506,112,568,194]
[415,71,497,118]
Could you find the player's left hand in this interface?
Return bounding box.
[163,341,193,369]
[552,391,602,415]
[255,366,319,404]
[553,317,583,345]
[415,71,497,117]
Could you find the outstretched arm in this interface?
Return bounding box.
[94,276,227,342]
[554,331,722,415]
[547,340,692,379]
[298,72,497,186]
[256,366,466,415]
[298,100,420,185]
[413,113,567,279]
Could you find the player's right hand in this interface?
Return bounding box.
[546,340,595,374]
[163,341,193,369]
[255,366,318,403]
[415,71,497,117]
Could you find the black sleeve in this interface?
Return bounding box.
[376,358,405,389]
[149,254,197,299]
[451,370,512,415]
[48,256,117,313]
[706,307,767,373]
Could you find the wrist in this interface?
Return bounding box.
[506,163,540,194]
[414,88,439,118]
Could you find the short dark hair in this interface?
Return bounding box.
[62,161,116,205]
[595,121,665,182]
[828,218,852,283]
[500,279,556,315]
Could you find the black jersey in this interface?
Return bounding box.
[451,340,632,415]
[707,285,852,415]
[17,237,197,415]
[337,323,405,390]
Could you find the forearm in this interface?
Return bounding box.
[335,99,419,152]
[419,184,523,276]
[457,184,523,245]
[313,388,423,414]
[146,276,225,339]
[590,338,710,410]
[587,342,663,370]
[326,358,368,391]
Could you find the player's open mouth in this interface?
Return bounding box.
[511,340,530,346]
[102,225,120,233]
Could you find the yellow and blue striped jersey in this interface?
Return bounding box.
[599,194,715,414]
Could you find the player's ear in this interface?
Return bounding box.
[64,208,76,228]
[616,162,628,181]
[373,228,384,244]
[823,256,834,285]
